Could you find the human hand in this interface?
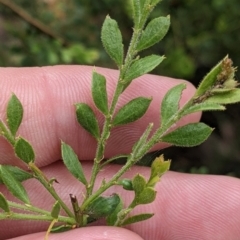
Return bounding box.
[0,66,240,240]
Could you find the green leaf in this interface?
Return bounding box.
[61,141,87,185]
[106,197,123,226]
[133,187,157,205]
[161,84,186,127]
[92,71,108,115]
[0,165,30,204]
[14,137,35,164]
[0,165,32,184]
[87,194,120,219]
[148,155,171,187]
[75,103,100,140]
[132,174,147,195]
[205,89,240,104]
[101,15,123,67]
[112,97,152,126]
[51,201,61,219]
[161,123,213,147]
[137,16,170,51]
[121,213,154,226]
[132,0,145,26]
[150,155,171,178]
[6,94,23,136]
[183,102,226,116]
[0,193,10,212]
[124,55,164,83]
[195,57,225,97]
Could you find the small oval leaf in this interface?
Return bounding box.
[7,94,23,136]
[75,103,100,139]
[161,84,186,127]
[195,57,226,97]
[0,165,32,184]
[148,155,171,187]
[133,187,157,205]
[124,55,164,83]
[51,201,61,219]
[101,15,123,67]
[112,97,152,126]
[0,193,10,212]
[0,165,30,204]
[132,174,147,195]
[106,197,123,226]
[92,71,108,115]
[122,213,154,226]
[150,155,171,178]
[87,194,120,219]
[14,137,35,164]
[161,123,213,147]
[137,16,170,51]
[61,141,87,185]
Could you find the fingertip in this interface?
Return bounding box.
[10,226,144,240]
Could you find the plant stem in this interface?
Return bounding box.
[8,201,51,215]
[100,154,129,168]
[0,0,67,45]
[81,153,137,211]
[86,82,124,196]
[70,194,82,227]
[86,8,152,198]
[0,120,15,145]
[29,163,75,219]
[86,97,195,212]
[84,84,195,212]
[136,99,194,159]
[0,212,75,224]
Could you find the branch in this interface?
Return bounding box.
[0,0,67,45]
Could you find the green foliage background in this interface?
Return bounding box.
[0,0,240,176]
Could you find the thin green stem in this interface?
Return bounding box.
[70,194,82,227]
[81,154,136,211]
[87,117,111,196]
[100,154,129,168]
[29,163,74,219]
[87,7,152,198]
[0,212,75,224]
[114,207,133,226]
[0,120,15,145]
[8,201,51,215]
[84,86,196,214]
[135,99,194,159]
[84,3,161,214]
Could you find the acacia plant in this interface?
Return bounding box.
[0,0,240,238]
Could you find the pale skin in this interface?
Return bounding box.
[0,66,240,240]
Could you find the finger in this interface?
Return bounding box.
[0,66,200,167]
[1,162,240,239]
[10,226,143,240]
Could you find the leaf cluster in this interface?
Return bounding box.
[0,0,240,237]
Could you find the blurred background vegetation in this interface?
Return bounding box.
[0,0,240,176]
